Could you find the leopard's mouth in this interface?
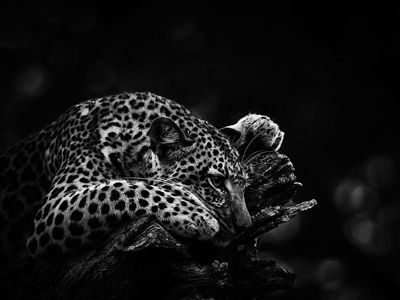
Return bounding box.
[210,229,235,247]
[209,220,238,247]
[215,216,236,234]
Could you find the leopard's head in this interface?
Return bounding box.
[148,117,251,245]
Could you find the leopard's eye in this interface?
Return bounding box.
[207,175,226,191]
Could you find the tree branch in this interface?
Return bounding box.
[1,152,316,300]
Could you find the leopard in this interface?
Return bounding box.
[0,92,284,259]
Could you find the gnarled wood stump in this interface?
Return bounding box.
[1,151,316,299]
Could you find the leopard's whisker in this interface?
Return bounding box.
[240,132,265,164]
[244,150,273,165]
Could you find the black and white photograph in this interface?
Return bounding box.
[0,2,398,299]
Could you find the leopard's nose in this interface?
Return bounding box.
[227,185,252,229]
[233,209,252,229]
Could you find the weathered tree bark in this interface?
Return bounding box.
[1,151,316,300]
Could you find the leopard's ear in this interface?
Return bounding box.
[149,117,194,161]
[219,126,244,149]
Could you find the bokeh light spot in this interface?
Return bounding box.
[14,65,48,97]
[345,215,392,255]
[350,215,374,245]
[317,258,345,290]
[333,180,376,213]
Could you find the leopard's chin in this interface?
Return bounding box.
[209,229,235,247]
[210,238,231,247]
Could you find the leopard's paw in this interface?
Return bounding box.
[221,113,284,151]
[158,208,219,241]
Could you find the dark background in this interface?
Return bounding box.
[0,2,399,299]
